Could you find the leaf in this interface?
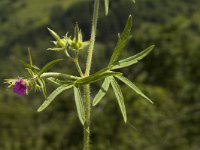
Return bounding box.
[111,45,155,70]
[46,77,61,86]
[28,48,33,66]
[108,15,132,66]
[38,59,63,76]
[132,0,136,3]
[73,86,86,125]
[4,79,18,87]
[20,60,40,71]
[37,78,47,98]
[104,0,109,16]
[75,71,121,85]
[115,75,153,104]
[93,77,111,106]
[26,68,36,76]
[74,67,110,85]
[110,77,127,123]
[37,84,73,112]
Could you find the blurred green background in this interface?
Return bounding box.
[1,0,200,149]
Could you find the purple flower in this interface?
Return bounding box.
[13,79,28,95]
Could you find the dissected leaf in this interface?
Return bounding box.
[115,75,153,104]
[108,15,132,66]
[38,59,63,76]
[20,60,40,71]
[111,45,155,70]
[28,48,33,66]
[75,71,121,85]
[37,78,47,98]
[73,86,86,125]
[46,77,61,86]
[26,68,35,76]
[4,79,18,87]
[110,77,127,123]
[93,77,111,106]
[104,0,109,16]
[75,67,114,84]
[37,84,73,112]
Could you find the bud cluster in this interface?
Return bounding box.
[47,24,90,55]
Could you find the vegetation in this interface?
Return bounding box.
[0,0,200,149]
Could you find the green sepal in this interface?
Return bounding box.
[47,27,67,48]
[37,84,73,112]
[71,23,85,50]
[80,41,90,50]
[93,77,111,106]
[115,75,153,104]
[108,15,132,66]
[47,47,65,51]
[73,85,86,125]
[111,45,155,70]
[74,23,80,43]
[47,27,61,41]
[110,77,127,123]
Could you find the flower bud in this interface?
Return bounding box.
[70,23,90,50]
[47,27,67,50]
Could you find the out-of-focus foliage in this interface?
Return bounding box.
[0,0,200,149]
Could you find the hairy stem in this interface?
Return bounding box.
[83,0,99,150]
[83,85,91,150]
[75,59,83,77]
[74,51,84,77]
[85,0,99,76]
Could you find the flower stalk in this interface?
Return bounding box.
[74,51,84,77]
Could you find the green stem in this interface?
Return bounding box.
[83,0,99,150]
[83,85,91,150]
[85,0,99,76]
[74,51,84,77]
[75,59,83,77]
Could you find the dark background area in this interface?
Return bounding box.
[0,0,200,149]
